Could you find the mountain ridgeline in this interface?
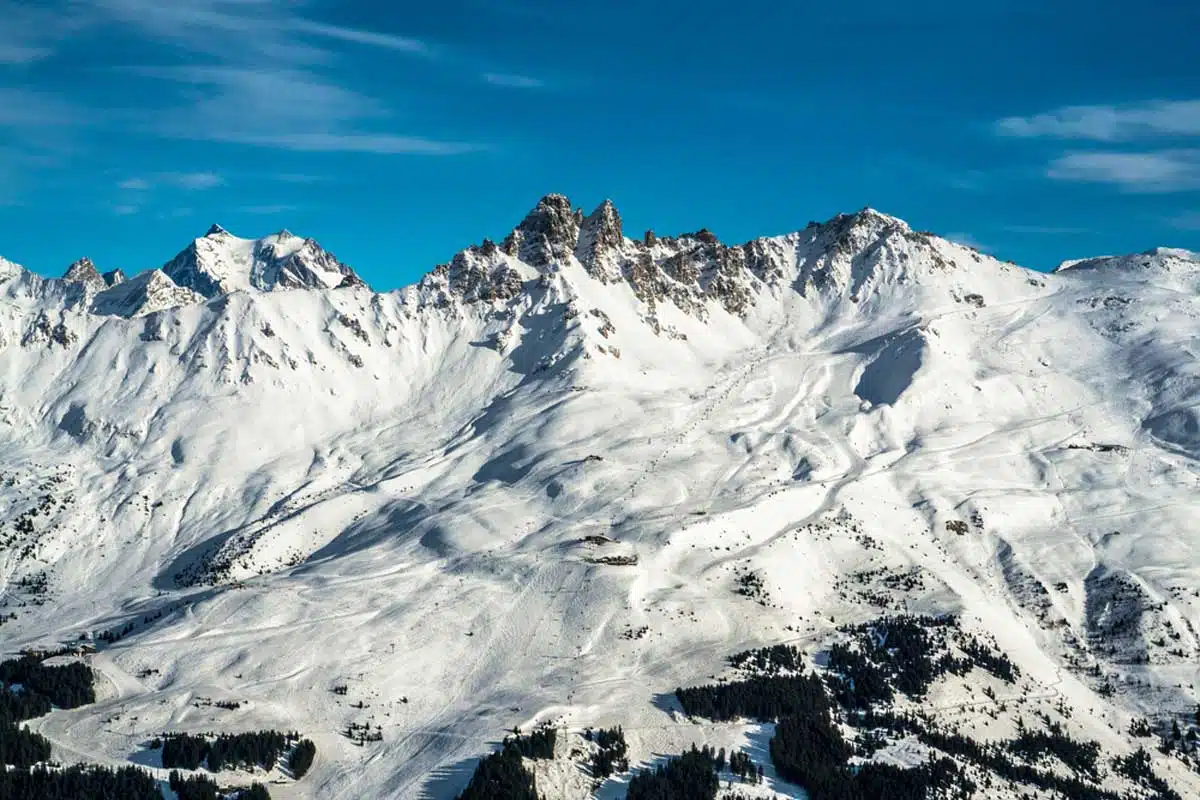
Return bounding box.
[2,195,1200,798]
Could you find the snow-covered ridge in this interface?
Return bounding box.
[2,196,1200,799]
[1056,246,1198,273]
[2,194,1164,326]
[161,224,366,299]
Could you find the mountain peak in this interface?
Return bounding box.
[206,223,228,237]
[576,199,625,281]
[163,227,367,298]
[503,193,581,268]
[63,257,108,292]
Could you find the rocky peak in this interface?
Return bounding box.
[431,198,1011,326]
[685,228,721,246]
[102,269,127,287]
[502,193,581,268]
[575,199,625,282]
[451,247,524,302]
[91,269,205,318]
[206,223,228,236]
[63,257,108,293]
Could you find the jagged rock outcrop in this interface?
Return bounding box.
[5,198,1005,335]
[63,257,107,293]
[423,245,526,304]
[440,195,969,322]
[502,194,581,268]
[92,269,205,318]
[575,200,625,282]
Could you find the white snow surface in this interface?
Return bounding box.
[1,200,1199,798]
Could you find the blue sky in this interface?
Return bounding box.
[1,0,1197,288]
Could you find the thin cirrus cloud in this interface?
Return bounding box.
[483,72,546,89]
[996,100,1200,141]
[222,133,481,155]
[124,66,478,155]
[6,0,492,157]
[241,204,297,215]
[290,19,430,56]
[1046,151,1200,193]
[997,99,1200,196]
[118,172,224,191]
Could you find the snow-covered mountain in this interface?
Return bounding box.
[161,223,366,299]
[1,196,1199,799]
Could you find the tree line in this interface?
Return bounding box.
[160,730,311,773]
[1,652,95,769]
[626,744,720,800]
[0,765,161,799]
[455,741,539,800]
[169,770,271,800]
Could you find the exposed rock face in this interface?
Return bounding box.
[502,194,581,268]
[430,197,987,326]
[426,245,526,303]
[5,198,989,336]
[575,200,625,282]
[92,270,206,318]
[63,258,107,293]
[21,310,76,347]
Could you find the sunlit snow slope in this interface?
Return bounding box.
[1,196,1199,798]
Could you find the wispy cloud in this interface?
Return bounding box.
[112,204,139,215]
[113,63,480,155]
[118,172,223,190]
[7,0,477,157]
[241,204,297,215]
[154,207,194,220]
[164,172,223,190]
[1047,150,1200,193]
[223,133,479,154]
[274,173,323,184]
[290,19,429,55]
[1167,211,1200,231]
[483,72,545,89]
[0,3,87,65]
[996,100,1200,141]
